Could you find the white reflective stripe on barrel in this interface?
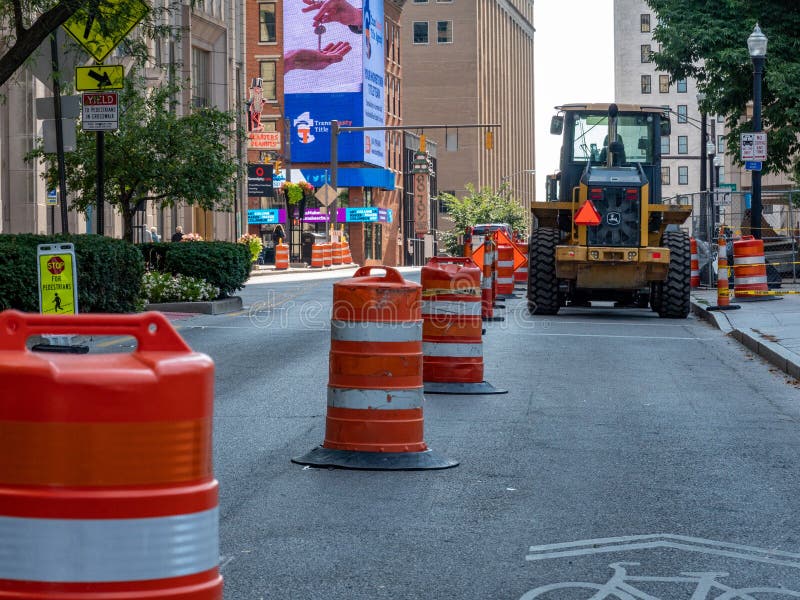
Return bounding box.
[481,276,492,289]
[331,320,422,342]
[691,269,700,276]
[422,300,481,316]
[497,277,514,284]
[498,261,514,268]
[0,508,219,583]
[736,276,768,285]
[327,387,424,410]
[423,342,482,357]
[734,256,765,265]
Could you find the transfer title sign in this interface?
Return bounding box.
[283,0,385,167]
[37,244,79,315]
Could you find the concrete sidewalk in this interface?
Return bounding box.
[691,283,800,380]
[249,263,357,277]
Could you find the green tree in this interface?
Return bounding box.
[646,0,800,181]
[28,71,243,241]
[0,0,178,86]
[438,183,527,255]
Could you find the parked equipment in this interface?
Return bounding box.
[531,103,692,317]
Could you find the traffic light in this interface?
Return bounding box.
[274,159,283,172]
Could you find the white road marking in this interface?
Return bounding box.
[511,331,713,341]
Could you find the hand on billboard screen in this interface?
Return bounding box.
[284,42,353,72]
[302,0,362,29]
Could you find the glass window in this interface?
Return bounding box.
[437,0,453,3]
[413,21,429,44]
[676,78,687,93]
[570,111,656,164]
[717,134,725,153]
[259,60,277,101]
[678,166,688,185]
[661,167,670,185]
[641,75,651,94]
[640,14,650,33]
[677,104,687,123]
[659,74,669,93]
[641,44,652,63]
[717,114,725,123]
[191,47,209,108]
[677,136,688,154]
[437,20,452,43]
[413,0,428,3]
[259,2,276,43]
[660,135,670,155]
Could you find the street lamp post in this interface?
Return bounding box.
[500,169,536,185]
[748,23,768,239]
[697,93,708,242]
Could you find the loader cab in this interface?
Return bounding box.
[552,104,668,206]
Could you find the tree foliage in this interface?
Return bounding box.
[438,183,527,255]
[27,70,243,242]
[646,0,800,181]
[0,0,178,87]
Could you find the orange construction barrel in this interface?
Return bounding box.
[690,237,700,288]
[292,266,457,470]
[322,243,332,267]
[275,242,289,270]
[514,242,529,285]
[733,235,769,298]
[496,244,515,296]
[311,244,324,268]
[422,258,506,395]
[0,310,222,600]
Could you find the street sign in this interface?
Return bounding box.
[37,243,79,315]
[247,164,274,197]
[745,161,763,171]
[63,0,149,63]
[740,132,767,161]
[76,65,124,90]
[315,183,338,206]
[35,95,81,119]
[718,183,737,191]
[82,92,118,131]
[716,191,732,206]
[42,119,77,153]
[46,189,58,206]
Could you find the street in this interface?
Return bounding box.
[167,270,800,599]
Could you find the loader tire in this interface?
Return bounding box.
[658,230,691,319]
[527,227,560,315]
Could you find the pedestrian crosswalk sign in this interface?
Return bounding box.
[37,244,79,315]
[63,0,149,63]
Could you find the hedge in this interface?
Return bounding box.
[139,241,250,297]
[0,234,144,313]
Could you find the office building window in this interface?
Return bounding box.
[413,0,428,3]
[661,167,670,185]
[259,60,277,101]
[717,135,725,153]
[641,75,651,94]
[678,135,688,154]
[717,114,725,123]
[259,2,276,43]
[676,78,687,93]
[413,21,429,44]
[191,47,209,107]
[678,166,688,185]
[640,14,651,32]
[677,104,687,123]
[659,74,669,93]
[641,44,652,63]
[437,0,453,3]
[437,20,452,43]
[660,136,670,155]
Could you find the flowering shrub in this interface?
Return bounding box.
[181,233,204,242]
[281,181,314,205]
[141,271,220,303]
[237,233,263,264]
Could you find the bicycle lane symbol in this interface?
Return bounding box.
[519,534,800,600]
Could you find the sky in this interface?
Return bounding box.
[534,0,614,201]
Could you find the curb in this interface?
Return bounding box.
[248,264,358,277]
[692,299,800,380]
[147,296,243,315]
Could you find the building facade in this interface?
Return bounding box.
[400,0,535,222]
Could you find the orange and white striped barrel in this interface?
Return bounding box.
[464,242,472,257]
[0,311,222,600]
[275,242,289,270]
[690,238,700,288]
[481,239,494,320]
[331,241,344,265]
[717,235,731,307]
[311,244,324,268]
[733,235,768,298]
[496,245,515,296]
[342,241,353,264]
[322,242,332,267]
[422,258,506,395]
[292,267,457,470]
[514,242,529,284]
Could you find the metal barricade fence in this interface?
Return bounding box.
[406,236,439,266]
[679,189,800,284]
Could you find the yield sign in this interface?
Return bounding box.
[574,200,602,226]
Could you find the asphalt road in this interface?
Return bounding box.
[167,269,800,599]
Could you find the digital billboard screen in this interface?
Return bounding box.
[284,0,385,167]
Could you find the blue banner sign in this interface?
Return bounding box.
[247,208,286,225]
[745,161,762,171]
[336,207,392,223]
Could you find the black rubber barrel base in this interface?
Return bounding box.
[482,316,505,322]
[424,381,508,395]
[292,446,458,470]
[500,293,519,299]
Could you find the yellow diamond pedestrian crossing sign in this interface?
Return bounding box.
[63,0,149,63]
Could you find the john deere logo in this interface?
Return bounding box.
[606,212,622,226]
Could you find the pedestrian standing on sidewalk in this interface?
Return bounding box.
[150,227,161,243]
[273,224,286,245]
[172,225,184,242]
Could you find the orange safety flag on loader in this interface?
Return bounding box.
[574,200,602,226]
